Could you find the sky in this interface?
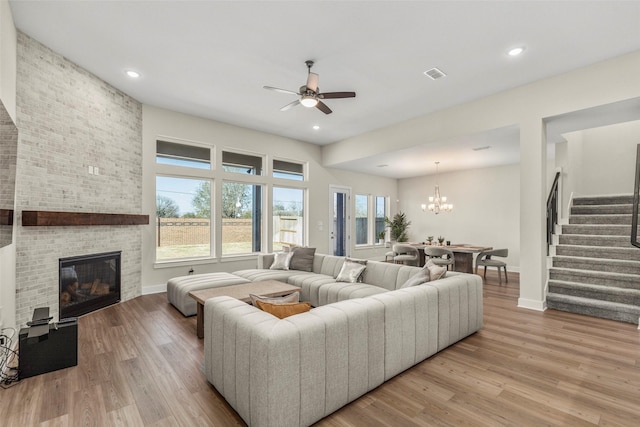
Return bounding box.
[156,176,303,217]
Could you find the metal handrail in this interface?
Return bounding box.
[632,144,640,248]
[546,171,561,255]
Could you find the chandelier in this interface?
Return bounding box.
[421,162,453,214]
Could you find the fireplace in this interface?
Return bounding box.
[59,251,121,318]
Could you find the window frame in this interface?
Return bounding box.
[354,194,389,247]
[220,180,264,256]
[272,157,307,181]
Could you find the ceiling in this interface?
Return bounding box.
[9,1,640,178]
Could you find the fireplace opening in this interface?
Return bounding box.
[59,251,121,318]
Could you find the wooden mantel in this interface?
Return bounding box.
[22,210,149,227]
[0,209,13,226]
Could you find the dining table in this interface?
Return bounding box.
[409,243,492,273]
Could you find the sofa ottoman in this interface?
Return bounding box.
[167,272,251,316]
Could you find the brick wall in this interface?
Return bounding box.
[14,33,143,326]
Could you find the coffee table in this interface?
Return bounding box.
[189,280,301,338]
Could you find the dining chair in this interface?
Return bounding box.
[424,247,455,271]
[392,244,419,266]
[475,248,508,284]
[384,248,397,262]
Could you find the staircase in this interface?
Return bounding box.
[547,195,640,325]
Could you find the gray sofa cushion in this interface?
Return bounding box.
[359,261,418,291]
[166,272,251,316]
[318,282,388,306]
[286,273,336,307]
[232,268,312,283]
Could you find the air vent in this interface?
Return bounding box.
[424,67,447,80]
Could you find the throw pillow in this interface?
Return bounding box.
[249,291,300,306]
[255,300,311,319]
[427,261,447,281]
[270,251,294,270]
[336,260,367,283]
[346,258,368,282]
[289,247,316,272]
[400,267,431,288]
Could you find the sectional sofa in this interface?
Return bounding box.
[201,253,483,427]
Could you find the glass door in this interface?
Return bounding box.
[329,186,350,257]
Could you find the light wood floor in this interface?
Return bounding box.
[2,271,639,426]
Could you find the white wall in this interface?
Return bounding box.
[556,120,640,217]
[141,105,398,292]
[0,0,17,331]
[399,164,520,270]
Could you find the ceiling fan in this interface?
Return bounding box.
[263,60,356,114]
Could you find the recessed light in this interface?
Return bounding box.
[377,164,388,168]
[126,70,141,78]
[507,47,525,57]
[312,125,320,130]
[472,145,492,151]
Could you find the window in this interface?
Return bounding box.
[273,187,304,251]
[375,196,387,242]
[222,151,263,175]
[156,176,211,260]
[355,194,369,245]
[155,142,309,262]
[156,140,211,169]
[353,194,388,246]
[221,181,262,255]
[273,159,304,181]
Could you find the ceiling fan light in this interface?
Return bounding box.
[300,95,318,108]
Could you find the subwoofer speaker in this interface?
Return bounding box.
[18,319,78,379]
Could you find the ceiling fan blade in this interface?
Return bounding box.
[306,72,319,92]
[264,86,300,96]
[318,91,356,99]
[316,100,332,114]
[280,99,301,111]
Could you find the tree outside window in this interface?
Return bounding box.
[156,176,211,260]
[221,182,262,255]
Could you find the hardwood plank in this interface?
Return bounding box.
[105,404,144,426]
[2,269,640,427]
[68,385,107,427]
[120,357,170,425]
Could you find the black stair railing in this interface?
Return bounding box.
[632,144,640,248]
[547,171,561,255]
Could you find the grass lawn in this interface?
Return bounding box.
[156,242,256,260]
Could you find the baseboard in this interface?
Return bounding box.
[517,297,547,311]
[142,283,167,295]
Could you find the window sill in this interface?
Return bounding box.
[154,257,217,269]
[354,244,387,250]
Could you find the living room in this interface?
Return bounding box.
[1,1,640,426]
